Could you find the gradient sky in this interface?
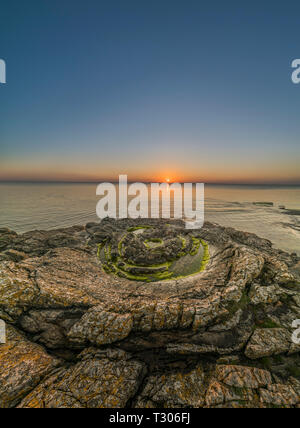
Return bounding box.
[0,0,300,183]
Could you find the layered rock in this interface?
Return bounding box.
[0,219,299,408]
[135,364,300,408]
[19,348,145,408]
[0,325,59,408]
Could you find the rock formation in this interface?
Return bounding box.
[0,219,299,408]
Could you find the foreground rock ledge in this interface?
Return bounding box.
[0,219,299,408]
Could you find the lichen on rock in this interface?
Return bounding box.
[0,325,59,408]
[0,218,299,408]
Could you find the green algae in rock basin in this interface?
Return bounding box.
[98,224,209,282]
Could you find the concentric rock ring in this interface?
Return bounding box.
[98,223,209,282]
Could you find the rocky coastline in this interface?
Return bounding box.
[0,219,300,408]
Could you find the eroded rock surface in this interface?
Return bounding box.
[0,325,59,408]
[19,348,145,408]
[135,364,300,408]
[0,219,299,408]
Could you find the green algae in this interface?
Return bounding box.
[127,226,152,233]
[98,227,210,283]
[144,238,163,249]
[190,237,201,256]
[256,319,282,329]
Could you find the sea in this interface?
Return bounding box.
[0,183,299,255]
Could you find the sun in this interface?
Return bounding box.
[166,178,170,183]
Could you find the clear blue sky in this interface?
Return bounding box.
[0,0,300,183]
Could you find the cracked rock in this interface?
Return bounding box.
[245,328,292,359]
[0,325,59,408]
[0,219,299,408]
[19,351,145,408]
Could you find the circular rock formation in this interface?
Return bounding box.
[98,223,209,282]
[0,219,299,408]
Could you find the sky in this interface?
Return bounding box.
[0,0,300,184]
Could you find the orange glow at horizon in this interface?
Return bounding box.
[1,156,300,185]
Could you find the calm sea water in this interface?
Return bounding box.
[0,183,299,255]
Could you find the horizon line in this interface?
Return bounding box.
[1,179,300,186]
